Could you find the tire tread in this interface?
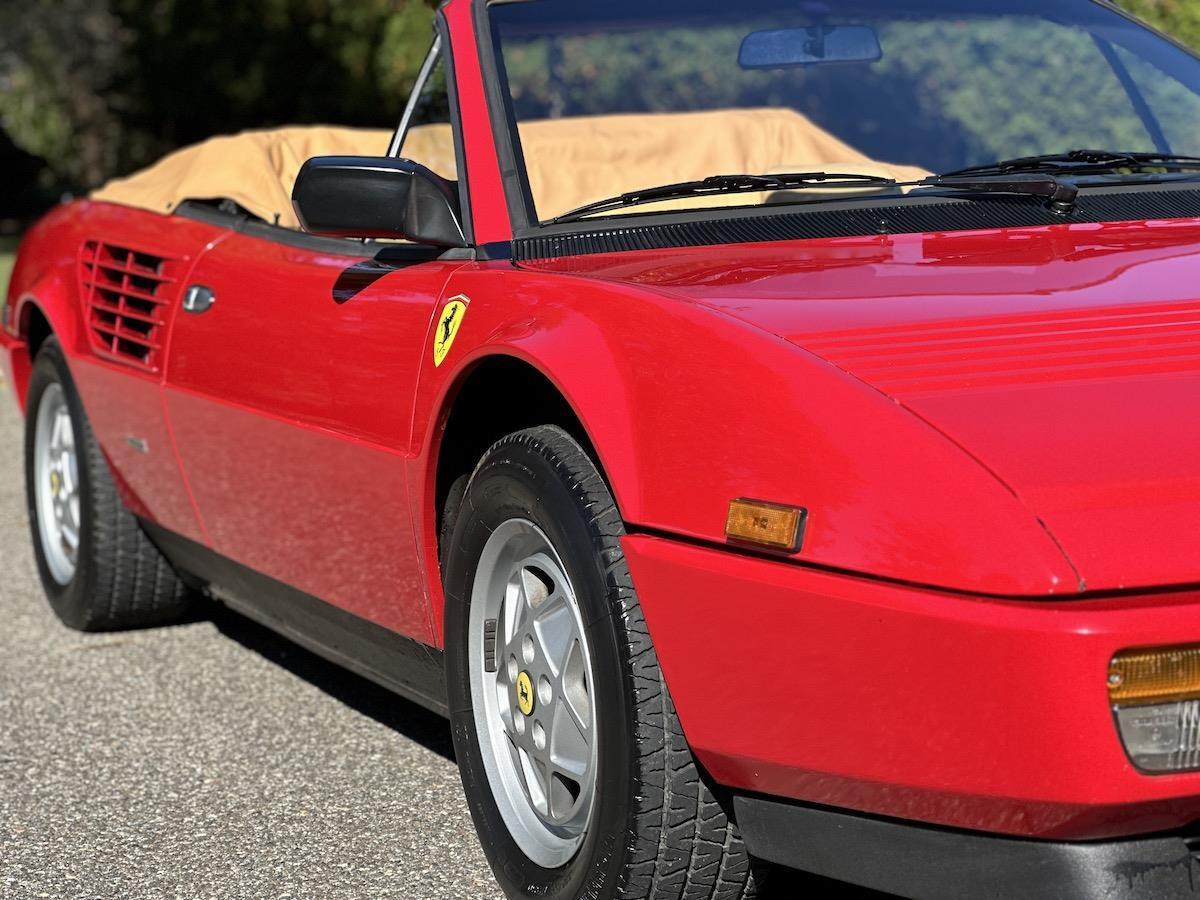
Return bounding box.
[82,412,190,629]
[481,426,760,900]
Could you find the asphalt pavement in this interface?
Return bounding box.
[0,381,866,900]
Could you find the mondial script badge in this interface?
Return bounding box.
[433,295,469,368]
[516,671,535,717]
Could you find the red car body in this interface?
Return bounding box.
[8,0,1200,894]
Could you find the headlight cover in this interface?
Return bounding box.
[1109,644,1200,773]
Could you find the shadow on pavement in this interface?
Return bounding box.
[208,603,895,898]
[210,603,457,762]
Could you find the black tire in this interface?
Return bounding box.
[24,338,195,631]
[444,426,760,900]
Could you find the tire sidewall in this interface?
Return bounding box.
[445,433,635,900]
[24,339,97,628]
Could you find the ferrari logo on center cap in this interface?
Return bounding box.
[516,671,535,717]
[433,295,469,368]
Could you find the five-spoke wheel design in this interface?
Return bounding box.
[33,382,80,585]
[468,518,598,869]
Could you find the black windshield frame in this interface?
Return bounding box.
[475,0,1200,242]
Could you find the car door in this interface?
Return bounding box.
[163,226,465,642]
[161,40,468,643]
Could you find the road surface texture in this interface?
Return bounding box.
[0,384,873,899]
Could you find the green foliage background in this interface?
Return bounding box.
[0,237,16,299]
[0,0,1196,230]
[0,0,440,224]
[1122,0,1200,49]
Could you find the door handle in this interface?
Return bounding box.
[183,285,216,314]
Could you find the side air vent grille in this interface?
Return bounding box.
[78,241,177,371]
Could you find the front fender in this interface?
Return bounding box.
[412,264,1077,641]
[4,206,88,409]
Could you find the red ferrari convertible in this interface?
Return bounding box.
[10,0,1200,897]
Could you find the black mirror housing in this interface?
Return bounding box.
[292,156,467,247]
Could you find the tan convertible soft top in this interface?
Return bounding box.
[92,126,419,228]
[92,109,929,228]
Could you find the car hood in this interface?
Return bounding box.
[525,220,1200,593]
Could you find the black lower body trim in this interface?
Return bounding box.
[735,794,1200,899]
[139,520,447,716]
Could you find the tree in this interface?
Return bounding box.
[0,0,438,194]
[1121,0,1200,51]
[0,0,131,191]
[0,0,1197,210]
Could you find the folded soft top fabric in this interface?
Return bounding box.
[92,110,928,229]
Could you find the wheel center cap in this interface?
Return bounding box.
[516,671,535,717]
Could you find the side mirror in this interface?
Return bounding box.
[292,156,467,247]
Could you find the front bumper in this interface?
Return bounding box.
[735,793,1200,899]
[621,534,1200,841]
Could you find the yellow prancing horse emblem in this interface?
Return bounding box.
[433,296,469,367]
[516,671,535,717]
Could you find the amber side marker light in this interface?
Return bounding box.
[725,499,807,553]
[1109,644,1200,773]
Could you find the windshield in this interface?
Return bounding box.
[487,0,1200,223]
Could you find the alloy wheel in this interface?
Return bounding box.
[468,518,599,869]
[33,383,80,585]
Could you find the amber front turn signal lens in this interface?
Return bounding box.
[1109,644,1200,773]
[1109,645,1200,707]
[725,499,807,553]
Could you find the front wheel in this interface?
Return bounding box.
[444,426,760,900]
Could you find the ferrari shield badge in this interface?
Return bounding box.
[516,671,535,717]
[433,296,469,368]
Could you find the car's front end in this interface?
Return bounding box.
[508,216,1200,895]
[627,535,1200,897]
[470,0,1200,894]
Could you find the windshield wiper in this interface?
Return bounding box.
[550,172,894,224]
[920,174,1079,215]
[549,171,1079,224]
[940,149,1200,179]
